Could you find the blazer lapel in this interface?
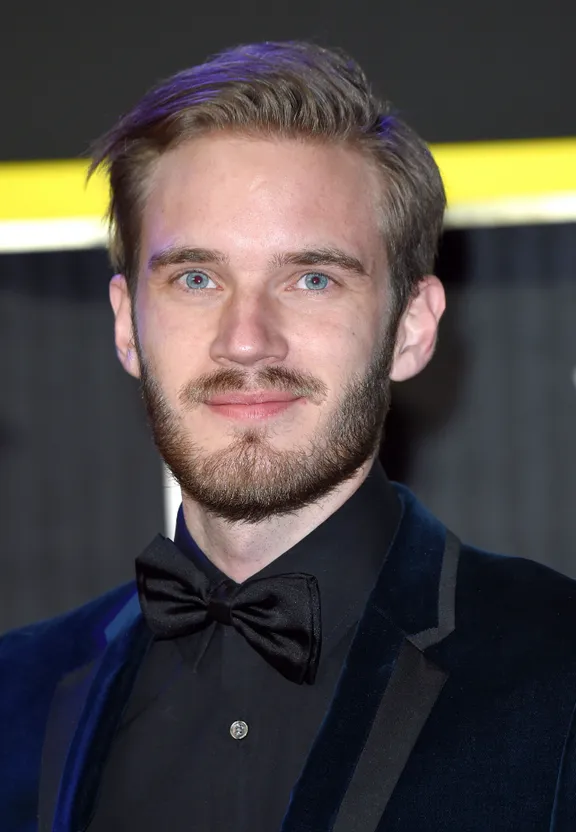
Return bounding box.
[282,490,460,832]
[38,659,100,832]
[38,592,151,832]
[331,640,447,832]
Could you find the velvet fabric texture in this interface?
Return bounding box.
[3,484,576,831]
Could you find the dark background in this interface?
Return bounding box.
[1,6,575,632]
[1,2,575,161]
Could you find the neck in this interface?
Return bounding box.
[180,459,375,583]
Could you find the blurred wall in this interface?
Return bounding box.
[1,3,575,161]
[0,249,164,631]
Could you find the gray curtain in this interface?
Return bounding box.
[382,222,576,576]
[0,249,163,632]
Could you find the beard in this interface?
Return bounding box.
[136,333,395,524]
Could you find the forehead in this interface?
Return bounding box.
[140,133,386,268]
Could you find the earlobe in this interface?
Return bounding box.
[109,274,141,379]
[389,276,446,382]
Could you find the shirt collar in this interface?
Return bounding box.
[174,461,401,653]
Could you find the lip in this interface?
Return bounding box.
[206,391,300,406]
[205,391,303,420]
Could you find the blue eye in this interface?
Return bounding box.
[300,272,330,291]
[182,271,215,290]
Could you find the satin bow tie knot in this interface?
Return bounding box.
[135,536,322,685]
[207,580,237,626]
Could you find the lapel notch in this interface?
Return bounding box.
[408,529,459,651]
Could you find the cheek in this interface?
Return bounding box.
[291,313,376,383]
[134,314,199,402]
[136,289,208,358]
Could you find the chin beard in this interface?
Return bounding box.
[137,341,394,524]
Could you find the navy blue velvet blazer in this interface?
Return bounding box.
[3,483,576,831]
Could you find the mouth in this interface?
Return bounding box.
[205,391,303,421]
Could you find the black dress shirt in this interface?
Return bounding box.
[89,463,400,832]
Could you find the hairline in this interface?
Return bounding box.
[117,127,397,299]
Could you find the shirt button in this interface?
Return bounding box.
[230,720,249,740]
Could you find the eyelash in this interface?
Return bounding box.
[173,270,337,293]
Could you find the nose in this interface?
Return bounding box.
[209,287,289,368]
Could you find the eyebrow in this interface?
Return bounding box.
[147,244,369,277]
[272,248,369,277]
[148,246,229,272]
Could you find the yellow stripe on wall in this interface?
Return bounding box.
[433,137,576,205]
[0,138,575,233]
[0,159,107,221]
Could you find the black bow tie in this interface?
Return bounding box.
[135,536,322,685]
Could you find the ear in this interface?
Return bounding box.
[109,275,141,379]
[390,276,446,382]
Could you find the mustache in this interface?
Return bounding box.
[178,366,328,407]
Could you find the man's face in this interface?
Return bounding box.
[113,134,398,521]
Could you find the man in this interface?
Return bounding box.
[2,40,576,832]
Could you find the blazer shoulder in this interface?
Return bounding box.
[457,543,576,642]
[0,580,137,679]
